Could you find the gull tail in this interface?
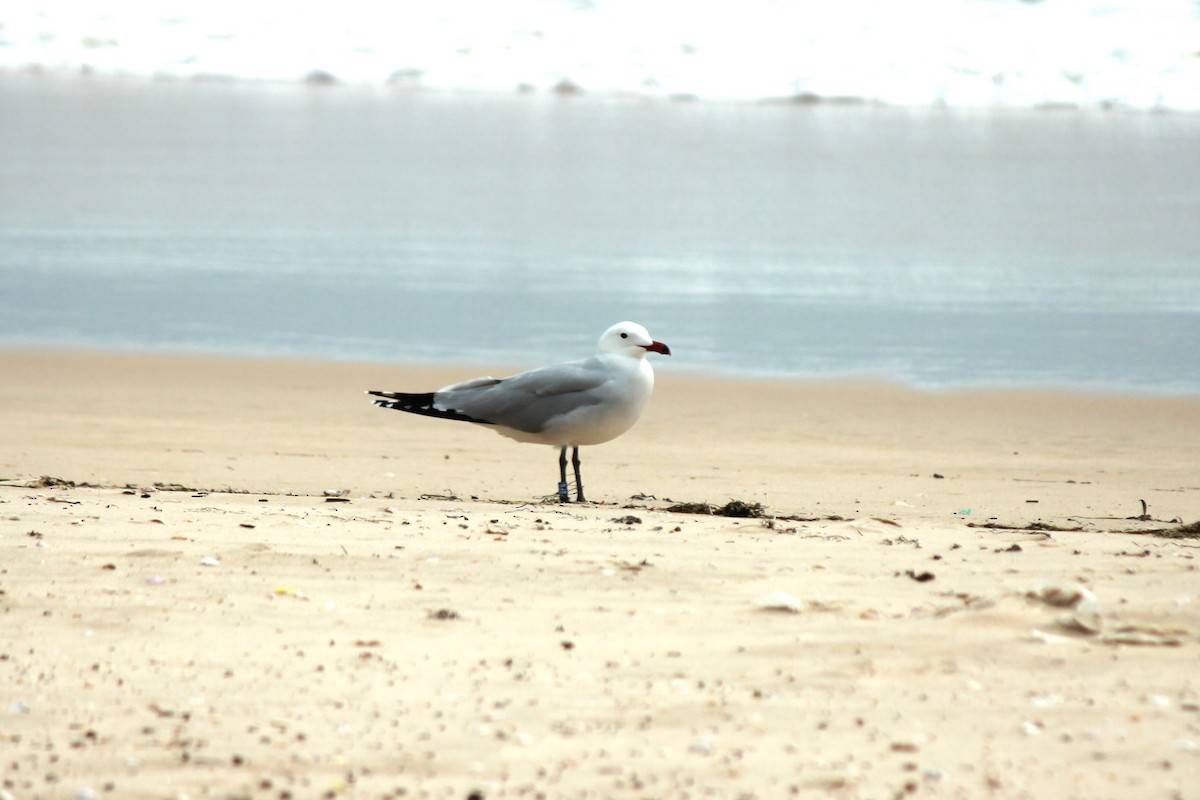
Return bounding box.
[366,391,491,424]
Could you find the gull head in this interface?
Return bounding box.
[597,321,671,358]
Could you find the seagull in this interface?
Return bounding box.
[368,321,671,502]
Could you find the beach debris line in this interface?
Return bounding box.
[1124,498,1192,525]
[665,500,766,518]
[968,521,1082,533]
[657,500,853,529]
[1127,519,1200,540]
[17,480,261,497]
[151,481,251,495]
[419,491,461,501]
[23,475,99,489]
[974,516,1200,539]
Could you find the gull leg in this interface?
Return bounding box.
[557,446,570,503]
[572,446,586,503]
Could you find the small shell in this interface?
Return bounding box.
[1065,593,1103,633]
[1028,580,1103,634]
[755,592,803,613]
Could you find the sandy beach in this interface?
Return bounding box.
[2,348,1198,799]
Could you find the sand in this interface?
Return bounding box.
[2,348,1198,799]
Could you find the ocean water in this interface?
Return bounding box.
[1,75,1199,394]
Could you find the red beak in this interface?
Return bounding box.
[643,341,671,356]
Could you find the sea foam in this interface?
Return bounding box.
[2,0,1198,110]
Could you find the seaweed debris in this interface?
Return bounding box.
[25,475,100,489]
[665,500,767,518]
[967,521,1083,532]
[1133,520,1200,540]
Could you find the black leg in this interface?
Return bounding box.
[571,446,585,503]
[557,446,569,503]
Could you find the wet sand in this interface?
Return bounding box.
[2,348,1198,798]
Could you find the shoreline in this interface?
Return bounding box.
[7,69,1200,116]
[6,340,1200,399]
[4,345,1198,524]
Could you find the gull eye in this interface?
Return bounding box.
[620,333,628,339]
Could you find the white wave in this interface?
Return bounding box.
[2,0,1198,110]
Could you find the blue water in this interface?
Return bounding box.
[2,76,1199,394]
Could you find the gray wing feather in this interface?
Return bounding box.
[435,357,612,434]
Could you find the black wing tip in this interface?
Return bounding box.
[368,391,493,425]
[367,389,420,399]
[367,390,434,401]
[368,391,436,410]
